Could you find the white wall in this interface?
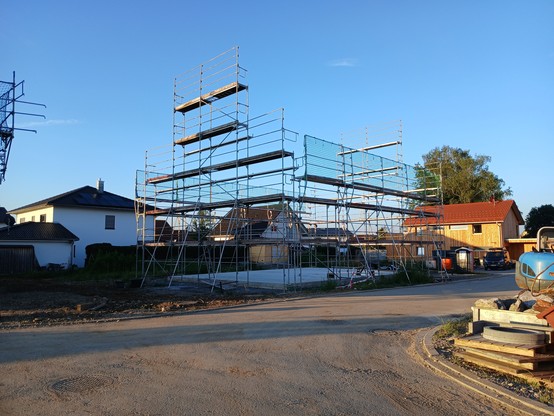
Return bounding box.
[53,207,138,267]
[2,240,74,268]
[34,241,75,268]
[17,207,54,224]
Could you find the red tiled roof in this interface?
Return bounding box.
[405,200,524,226]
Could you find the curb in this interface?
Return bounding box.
[415,326,554,416]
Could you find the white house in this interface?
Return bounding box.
[9,180,149,267]
[0,222,79,273]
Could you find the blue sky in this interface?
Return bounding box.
[2,0,552,221]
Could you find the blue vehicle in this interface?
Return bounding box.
[515,227,554,294]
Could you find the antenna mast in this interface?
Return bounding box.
[0,72,46,184]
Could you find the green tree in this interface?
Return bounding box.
[420,146,511,204]
[524,204,554,238]
[190,210,212,241]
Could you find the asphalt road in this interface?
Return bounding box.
[0,271,532,416]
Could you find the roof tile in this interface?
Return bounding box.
[9,186,135,213]
[0,222,79,241]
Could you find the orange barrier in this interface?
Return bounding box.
[441,258,453,270]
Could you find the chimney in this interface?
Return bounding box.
[97,178,104,194]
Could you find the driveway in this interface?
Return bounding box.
[0,272,531,415]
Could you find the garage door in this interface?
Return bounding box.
[0,245,38,274]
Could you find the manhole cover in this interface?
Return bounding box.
[49,375,112,394]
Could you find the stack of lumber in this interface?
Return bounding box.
[454,306,554,388]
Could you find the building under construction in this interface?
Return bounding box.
[135,47,443,290]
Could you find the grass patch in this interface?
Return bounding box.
[320,280,338,291]
[539,389,554,404]
[433,314,471,341]
[353,262,434,290]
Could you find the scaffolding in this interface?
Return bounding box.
[135,48,444,290]
[296,131,443,283]
[135,47,299,289]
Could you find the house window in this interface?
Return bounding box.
[105,215,116,230]
[472,224,482,234]
[20,217,25,223]
[417,246,425,256]
[40,214,47,222]
[31,216,36,222]
[450,225,468,231]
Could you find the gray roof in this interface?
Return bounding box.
[10,186,135,214]
[0,222,79,242]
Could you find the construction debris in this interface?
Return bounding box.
[454,290,554,389]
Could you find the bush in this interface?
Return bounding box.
[320,279,338,291]
[85,244,136,275]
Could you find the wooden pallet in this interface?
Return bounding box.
[455,350,554,389]
[454,330,554,389]
[454,307,554,388]
[460,346,554,371]
[454,334,549,357]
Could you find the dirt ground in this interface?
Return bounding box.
[0,275,551,415]
[0,277,274,329]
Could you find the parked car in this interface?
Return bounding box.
[483,249,512,270]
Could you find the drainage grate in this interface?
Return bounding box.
[49,375,112,394]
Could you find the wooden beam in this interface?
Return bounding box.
[174,82,247,113]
